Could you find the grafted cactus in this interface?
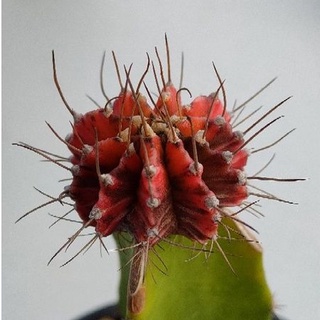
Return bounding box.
[16,37,301,320]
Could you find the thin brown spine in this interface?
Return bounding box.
[136,53,151,94]
[47,217,95,266]
[176,87,192,118]
[233,77,277,113]
[247,176,305,182]
[48,207,76,228]
[233,116,284,155]
[164,33,171,84]
[251,128,296,154]
[60,234,99,267]
[151,62,177,141]
[69,121,86,149]
[51,51,76,118]
[187,115,200,173]
[213,239,236,275]
[104,96,119,113]
[143,81,166,123]
[249,191,297,205]
[230,200,260,217]
[100,51,109,101]
[45,121,82,156]
[13,142,72,172]
[118,63,133,137]
[243,96,291,135]
[128,245,148,314]
[85,94,102,109]
[232,105,263,128]
[112,50,124,91]
[212,62,227,117]
[202,80,225,140]
[15,196,67,224]
[179,52,184,89]
[248,181,298,204]
[154,46,166,88]
[125,67,149,138]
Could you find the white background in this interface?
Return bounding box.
[3,1,320,319]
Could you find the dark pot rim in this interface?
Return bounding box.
[73,304,285,320]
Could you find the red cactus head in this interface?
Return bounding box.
[61,50,251,249]
[15,38,300,267]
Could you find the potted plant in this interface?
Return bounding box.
[16,37,300,320]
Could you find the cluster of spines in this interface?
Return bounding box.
[60,45,252,250]
[14,37,303,269]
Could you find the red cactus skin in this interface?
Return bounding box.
[62,56,249,249]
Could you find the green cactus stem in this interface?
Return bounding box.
[116,217,273,320]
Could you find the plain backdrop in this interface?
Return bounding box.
[3,1,320,319]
